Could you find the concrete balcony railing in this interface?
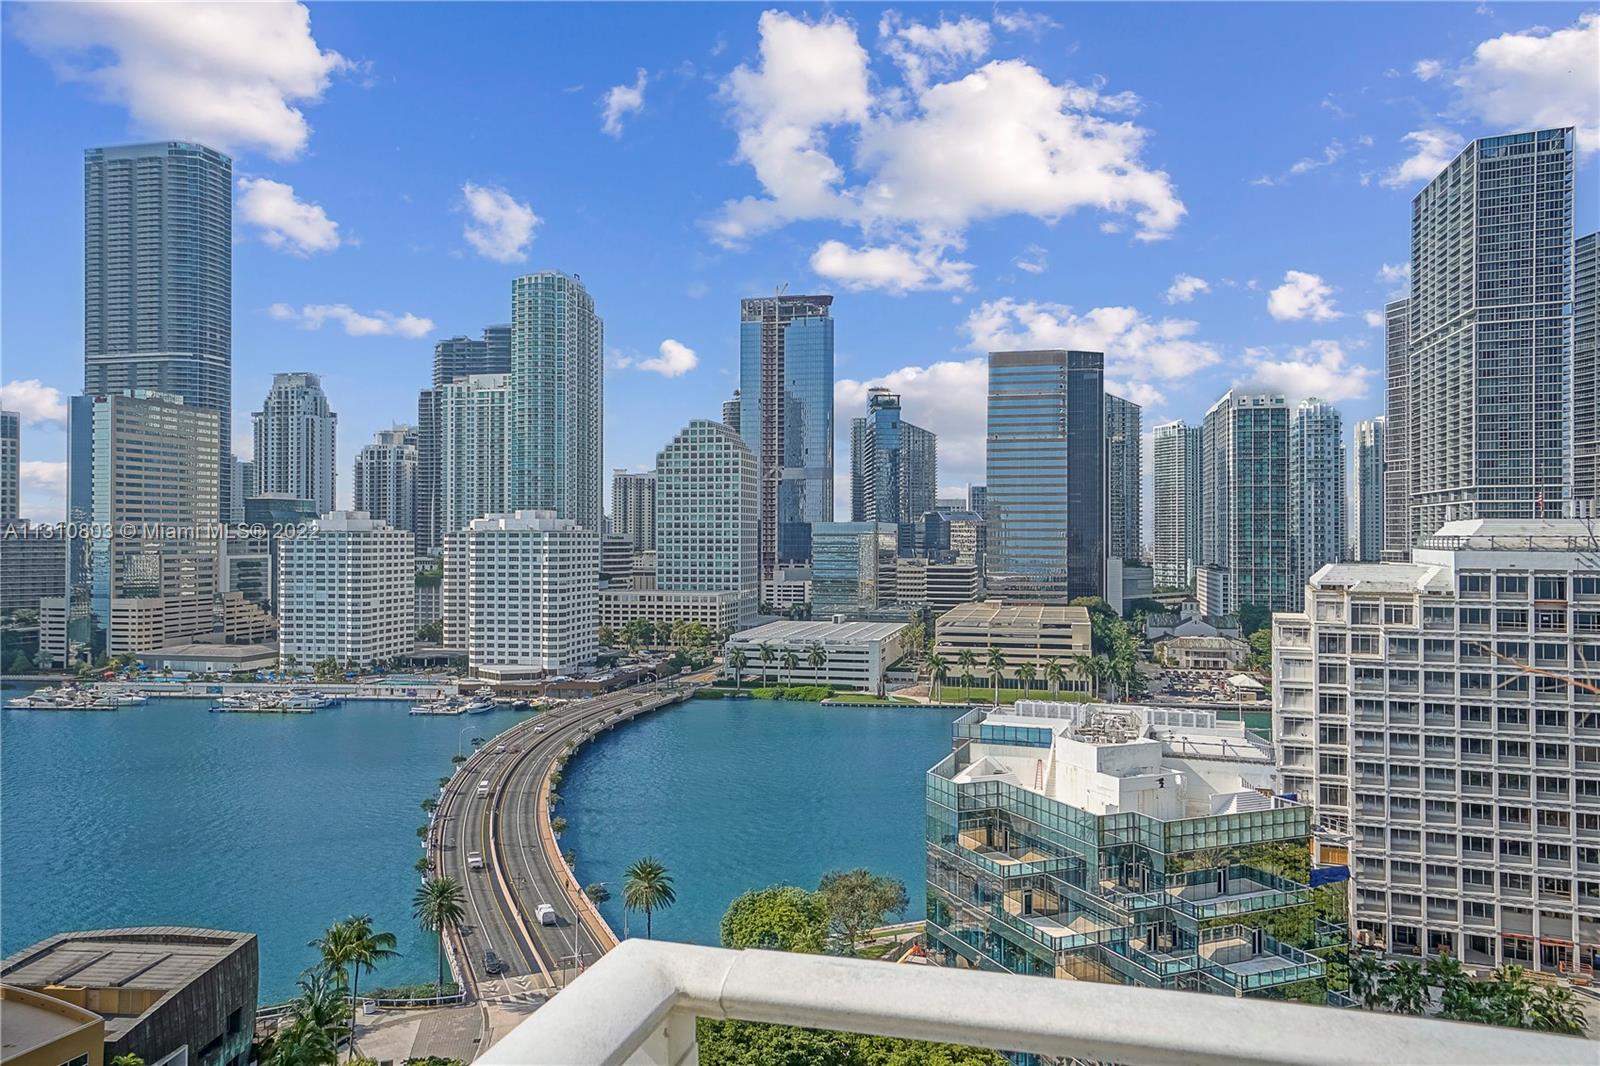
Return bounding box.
[476,939,1590,1066]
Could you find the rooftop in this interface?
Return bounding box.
[1418,517,1600,552]
[1307,562,1449,594]
[1,984,102,1060]
[729,618,907,644]
[936,601,1091,627]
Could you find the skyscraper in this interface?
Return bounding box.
[1382,297,1412,561]
[1105,393,1143,562]
[849,388,937,547]
[1199,390,1290,616]
[278,512,414,667]
[966,484,988,518]
[432,325,512,387]
[510,272,603,531]
[252,372,338,516]
[1289,397,1346,601]
[986,350,1105,602]
[721,389,741,430]
[1407,128,1574,537]
[0,409,18,525]
[435,374,512,542]
[1575,231,1598,515]
[611,469,657,552]
[83,143,233,515]
[1351,417,1386,562]
[1151,421,1202,591]
[738,293,834,580]
[354,426,419,538]
[655,420,759,626]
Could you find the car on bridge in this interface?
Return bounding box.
[468,851,484,870]
[536,903,558,926]
[483,949,506,975]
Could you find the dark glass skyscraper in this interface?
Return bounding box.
[985,350,1105,601]
[849,388,937,551]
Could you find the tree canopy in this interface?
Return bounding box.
[720,885,830,953]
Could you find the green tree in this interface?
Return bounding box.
[1528,984,1589,1036]
[269,970,349,1066]
[697,1020,853,1066]
[416,619,444,643]
[1347,949,1387,1010]
[984,646,1007,705]
[623,856,677,938]
[720,885,830,953]
[758,642,776,684]
[1043,657,1066,698]
[806,642,828,683]
[728,648,749,688]
[1481,964,1537,1028]
[924,652,948,701]
[818,869,908,954]
[412,877,466,994]
[420,796,438,815]
[309,915,398,1054]
[585,883,611,905]
[110,1056,146,1066]
[780,649,800,685]
[956,648,976,699]
[1236,603,1272,636]
[1381,959,1428,1015]
[551,815,568,835]
[1246,629,1273,672]
[1015,662,1036,693]
[8,650,35,675]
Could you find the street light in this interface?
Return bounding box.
[457,723,475,758]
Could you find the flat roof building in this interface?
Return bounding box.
[933,601,1092,695]
[1,984,104,1066]
[725,618,909,695]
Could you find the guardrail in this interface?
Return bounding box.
[361,991,467,1012]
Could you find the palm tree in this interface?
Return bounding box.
[985,646,1008,705]
[1427,953,1478,1020]
[1043,657,1065,698]
[956,649,977,701]
[780,649,800,685]
[1381,959,1428,1015]
[925,652,948,701]
[728,648,748,689]
[1347,949,1388,1011]
[623,857,677,938]
[271,970,347,1066]
[806,642,828,675]
[1016,662,1037,694]
[758,642,776,684]
[1529,984,1588,1035]
[413,877,466,993]
[309,915,397,1054]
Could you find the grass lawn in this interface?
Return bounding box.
[928,685,1093,706]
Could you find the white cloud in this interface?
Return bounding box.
[237,177,340,255]
[963,298,1222,406]
[1267,270,1340,322]
[12,1,349,160]
[601,68,648,137]
[1013,244,1048,274]
[635,339,699,378]
[461,183,540,263]
[1380,128,1465,189]
[0,379,69,427]
[1453,12,1599,153]
[1239,340,1374,405]
[1377,262,1411,286]
[1413,58,1443,81]
[878,11,991,92]
[1363,310,1385,328]
[810,238,972,293]
[269,303,434,338]
[836,358,989,486]
[992,9,1060,36]
[19,460,68,523]
[20,460,66,493]
[1164,274,1209,304]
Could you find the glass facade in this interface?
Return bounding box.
[1105,393,1142,563]
[810,521,896,616]
[850,389,937,551]
[1575,231,1598,514]
[1289,398,1345,608]
[1152,422,1202,590]
[1202,391,1292,614]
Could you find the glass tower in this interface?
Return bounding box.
[1382,298,1412,561]
[1151,422,1202,590]
[1201,390,1291,615]
[1575,231,1598,515]
[1289,398,1346,606]
[252,372,338,516]
[1105,393,1143,562]
[1351,417,1386,562]
[656,420,759,626]
[849,388,937,551]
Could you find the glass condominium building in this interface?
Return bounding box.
[1105,393,1143,563]
[1575,231,1599,515]
[1352,417,1387,563]
[1200,390,1292,615]
[738,294,835,579]
[1382,298,1413,561]
[1152,422,1202,591]
[1289,397,1346,605]
[986,350,1105,602]
[849,388,938,551]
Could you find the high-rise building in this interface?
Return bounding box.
[810,521,898,617]
[434,374,512,543]
[849,389,937,548]
[1105,393,1142,562]
[1,523,67,622]
[460,511,598,678]
[655,419,759,626]
[1382,298,1413,560]
[1407,129,1573,538]
[0,409,18,525]
[721,389,741,430]
[738,294,835,580]
[354,426,419,539]
[1352,417,1386,562]
[1152,422,1202,591]
[278,511,414,667]
[83,143,233,516]
[432,324,511,387]
[966,484,988,518]
[986,350,1105,601]
[1289,397,1346,601]
[252,373,337,516]
[919,509,987,574]
[1273,519,1599,973]
[1575,232,1599,515]
[1199,390,1290,617]
[510,272,603,532]
[611,469,657,553]
[227,458,253,525]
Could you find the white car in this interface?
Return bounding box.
[535,903,557,926]
[476,779,491,797]
[467,851,484,870]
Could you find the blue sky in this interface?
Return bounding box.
[3,2,1597,526]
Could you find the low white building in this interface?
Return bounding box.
[278,511,414,666]
[598,588,742,636]
[463,511,598,679]
[724,618,910,695]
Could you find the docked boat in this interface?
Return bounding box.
[284,693,332,709]
[211,695,258,710]
[94,690,149,707]
[461,698,495,715]
[410,697,465,716]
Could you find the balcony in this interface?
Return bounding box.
[478,939,1587,1066]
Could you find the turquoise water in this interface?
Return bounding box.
[561,697,961,945]
[0,681,524,1002]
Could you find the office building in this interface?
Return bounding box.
[1406,129,1574,538]
[0,523,66,622]
[967,484,988,519]
[849,389,937,549]
[227,458,253,525]
[252,372,337,516]
[83,143,233,515]
[1272,519,1599,973]
[354,426,418,539]
[810,521,898,617]
[762,566,812,613]
[656,419,759,627]
[510,272,603,531]
[932,601,1092,695]
[461,511,598,679]
[894,558,979,614]
[920,509,987,573]
[1152,422,1202,591]
[600,534,634,587]
[1575,232,1599,515]
[612,469,657,553]
[0,409,17,525]
[1290,397,1346,601]
[1105,393,1142,562]
[986,350,1105,602]
[927,701,1325,999]
[1,927,257,1066]
[1199,390,1291,617]
[277,511,414,667]
[1352,418,1386,562]
[433,324,511,387]
[596,589,744,637]
[433,373,512,544]
[721,389,741,430]
[724,618,911,695]
[1382,298,1413,561]
[738,293,834,579]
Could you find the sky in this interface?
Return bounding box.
[3,2,1597,531]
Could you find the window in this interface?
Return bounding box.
[1458,573,1490,596]
[1534,577,1567,602]
[1497,574,1529,597]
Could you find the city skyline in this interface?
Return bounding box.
[4,4,1597,526]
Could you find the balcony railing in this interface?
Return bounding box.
[477,939,1588,1066]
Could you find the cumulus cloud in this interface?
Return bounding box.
[237,177,340,255]
[269,303,434,338]
[836,358,989,485]
[878,11,991,92]
[635,339,699,378]
[19,460,68,523]
[461,182,540,263]
[1239,340,1374,405]
[12,1,350,159]
[1013,244,1048,274]
[1164,274,1210,304]
[1413,58,1443,80]
[810,238,972,293]
[1363,310,1386,328]
[992,8,1059,36]
[601,68,648,137]
[1380,128,1466,188]
[1267,270,1341,321]
[0,379,69,427]
[963,298,1222,406]
[1377,262,1411,286]
[1453,12,1599,152]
